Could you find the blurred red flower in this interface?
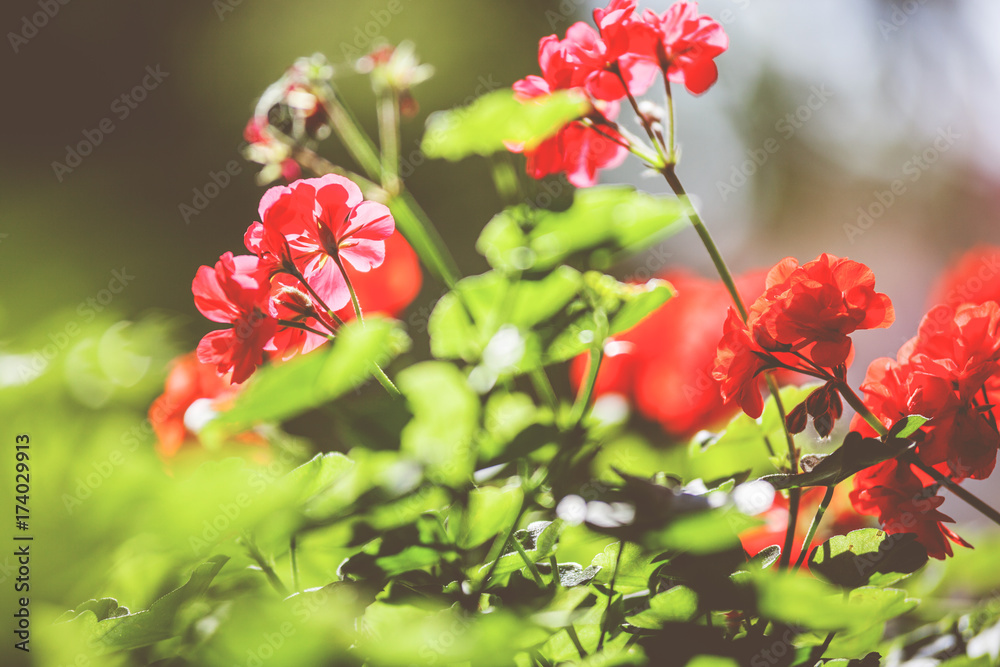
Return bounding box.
[571,269,775,436]
[149,352,261,458]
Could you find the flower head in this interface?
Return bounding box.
[192,252,277,384]
[641,1,728,95]
[714,254,892,420]
[248,174,396,312]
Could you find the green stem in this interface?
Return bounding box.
[333,252,364,322]
[290,534,300,593]
[390,191,462,289]
[779,489,800,571]
[369,361,401,398]
[565,625,588,659]
[661,166,747,320]
[598,541,624,651]
[906,454,1000,527]
[793,486,834,570]
[663,75,676,164]
[478,501,531,591]
[242,536,289,597]
[318,85,383,179]
[570,334,605,427]
[378,87,402,196]
[301,87,463,290]
[530,368,559,413]
[511,535,545,587]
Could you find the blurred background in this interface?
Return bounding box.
[3,0,1000,662]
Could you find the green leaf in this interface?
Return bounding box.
[206,318,406,437]
[398,362,480,487]
[592,542,658,594]
[752,570,917,632]
[481,520,562,580]
[477,187,685,273]
[61,555,229,653]
[747,545,781,571]
[626,586,698,629]
[809,528,929,588]
[888,414,930,440]
[422,88,589,161]
[458,485,524,549]
[762,430,915,490]
[534,562,603,587]
[282,452,355,505]
[428,268,582,365]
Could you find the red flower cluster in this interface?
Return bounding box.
[849,302,1000,558]
[848,246,1000,559]
[714,253,894,420]
[510,1,727,187]
[570,268,776,436]
[191,174,421,384]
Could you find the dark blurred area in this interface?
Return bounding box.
[0,0,560,349]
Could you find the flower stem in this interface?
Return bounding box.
[570,314,607,427]
[598,540,624,651]
[779,488,800,571]
[663,76,676,164]
[661,166,748,321]
[369,361,402,398]
[241,535,288,597]
[793,486,834,570]
[378,87,402,196]
[333,252,364,322]
[290,534,300,593]
[905,454,1000,527]
[510,534,545,587]
[309,84,463,289]
[530,368,559,412]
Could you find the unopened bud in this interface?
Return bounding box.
[274,286,314,317]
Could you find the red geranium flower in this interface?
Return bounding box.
[757,253,895,368]
[926,244,1000,319]
[640,1,728,95]
[192,252,277,384]
[593,0,661,97]
[852,302,1000,481]
[511,68,627,188]
[850,458,970,560]
[149,352,241,458]
[246,174,396,313]
[714,254,892,420]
